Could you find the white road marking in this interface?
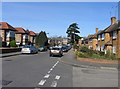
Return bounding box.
[55,75,61,80]
[51,81,57,87]
[48,70,51,73]
[44,74,50,78]
[50,68,53,71]
[100,67,117,70]
[38,80,46,86]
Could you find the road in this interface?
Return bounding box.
[2,49,118,88]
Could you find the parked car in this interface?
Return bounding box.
[62,46,68,52]
[21,45,38,54]
[38,46,47,52]
[49,47,63,57]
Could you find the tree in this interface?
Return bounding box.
[66,23,80,44]
[35,31,48,47]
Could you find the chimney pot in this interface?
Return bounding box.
[111,17,116,25]
[96,28,99,33]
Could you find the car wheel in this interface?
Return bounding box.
[50,54,52,57]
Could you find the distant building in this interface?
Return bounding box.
[62,38,68,44]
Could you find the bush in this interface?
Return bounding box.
[9,40,17,47]
[77,52,89,58]
[80,46,95,56]
[73,43,79,49]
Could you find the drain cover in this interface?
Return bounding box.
[2,80,12,86]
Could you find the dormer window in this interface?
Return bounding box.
[98,35,100,40]
[101,33,104,40]
[113,31,117,39]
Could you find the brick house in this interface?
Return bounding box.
[96,17,120,58]
[88,34,94,49]
[28,31,36,45]
[15,27,29,46]
[0,22,16,47]
[80,17,120,58]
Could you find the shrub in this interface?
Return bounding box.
[73,43,79,49]
[80,46,89,53]
[9,40,17,47]
[77,52,89,58]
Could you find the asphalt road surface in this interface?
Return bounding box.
[2,50,118,87]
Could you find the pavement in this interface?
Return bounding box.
[0,52,22,58]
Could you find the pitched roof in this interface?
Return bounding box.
[92,30,103,38]
[29,31,36,36]
[0,22,16,31]
[15,27,26,34]
[105,21,119,32]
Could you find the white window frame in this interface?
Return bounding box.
[112,46,116,54]
[97,45,100,51]
[112,31,117,39]
[98,35,100,41]
[101,45,104,52]
[101,33,104,40]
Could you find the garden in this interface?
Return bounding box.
[75,46,120,60]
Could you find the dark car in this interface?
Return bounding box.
[62,46,68,52]
[38,46,47,52]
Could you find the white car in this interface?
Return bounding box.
[49,47,63,57]
[21,45,38,54]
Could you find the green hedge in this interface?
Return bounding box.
[9,40,17,47]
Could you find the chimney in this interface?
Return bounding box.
[111,17,116,25]
[96,28,99,33]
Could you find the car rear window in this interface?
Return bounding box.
[52,48,60,50]
[23,45,31,48]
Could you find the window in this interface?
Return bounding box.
[10,31,15,37]
[97,45,100,51]
[112,46,116,54]
[6,31,10,37]
[101,34,104,40]
[23,34,28,39]
[101,45,104,52]
[98,35,100,40]
[113,31,117,39]
[89,38,92,42]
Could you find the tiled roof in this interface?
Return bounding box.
[29,31,36,36]
[105,22,118,32]
[92,30,103,38]
[15,27,26,34]
[0,22,16,31]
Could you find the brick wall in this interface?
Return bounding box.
[105,33,110,43]
[116,30,120,58]
[15,34,22,43]
[1,30,5,41]
[92,38,97,50]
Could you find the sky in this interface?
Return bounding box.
[2,2,118,37]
